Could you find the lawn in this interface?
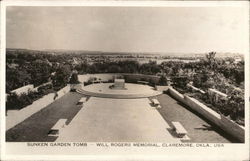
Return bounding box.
[6,92,83,142]
[156,94,236,143]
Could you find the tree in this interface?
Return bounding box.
[159,75,167,85]
[52,64,71,90]
[172,76,189,89]
[6,68,31,93]
[107,64,121,73]
[206,51,216,63]
[69,70,80,84]
[227,90,244,124]
[29,61,52,86]
[206,51,217,69]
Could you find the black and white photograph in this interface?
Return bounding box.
[0,1,249,161]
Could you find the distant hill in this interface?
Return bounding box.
[6,48,243,58]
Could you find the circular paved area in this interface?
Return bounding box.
[78,83,162,98]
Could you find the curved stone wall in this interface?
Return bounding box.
[78,73,160,85]
[77,88,162,99]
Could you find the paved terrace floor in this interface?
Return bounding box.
[56,97,179,142]
[6,92,232,143]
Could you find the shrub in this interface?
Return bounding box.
[6,92,33,110]
[172,76,189,89]
[188,89,245,126]
[38,84,53,95]
[227,90,244,122]
[158,75,167,86]
[6,83,57,110]
[69,72,80,84]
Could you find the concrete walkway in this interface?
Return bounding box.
[6,92,231,142]
[57,97,180,142]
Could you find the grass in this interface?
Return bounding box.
[156,94,238,143]
[6,92,83,142]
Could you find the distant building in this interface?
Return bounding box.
[234,57,242,64]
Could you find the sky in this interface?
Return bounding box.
[6,6,249,54]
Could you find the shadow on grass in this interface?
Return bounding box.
[164,94,240,143]
[6,92,83,142]
[166,128,177,138]
[194,124,214,131]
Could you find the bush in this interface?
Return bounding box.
[69,72,80,84]
[37,84,54,95]
[227,90,244,123]
[6,84,56,110]
[53,85,64,91]
[158,75,167,85]
[172,76,189,89]
[124,76,140,83]
[6,92,33,110]
[187,89,245,126]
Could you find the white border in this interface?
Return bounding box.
[0,2,6,161]
[0,1,249,161]
[0,0,248,7]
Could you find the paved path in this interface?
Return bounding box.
[56,97,180,142]
[6,92,231,143]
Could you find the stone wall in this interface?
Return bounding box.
[6,85,70,131]
[78,73,160,85]
[11,84,35,95]
[167,87,245,142]
[167,87,185,104]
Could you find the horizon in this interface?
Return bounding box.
[6,47,244,58]
[7,6,249,55]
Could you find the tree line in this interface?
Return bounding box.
[6,50,245,123]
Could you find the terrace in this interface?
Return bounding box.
[6,87,232,142]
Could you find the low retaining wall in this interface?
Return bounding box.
[187,84,205,94]
[167,87,245,142]
[156,86,169,92]
[11,84,35,95]
[77,88,162,99]
[167,87,185,104]
[184,95,221,120]
[123,74,160,84]
[220,115,245,142]
[78,74,120,83]
[78,73,161,84]
[6,85,70,131]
